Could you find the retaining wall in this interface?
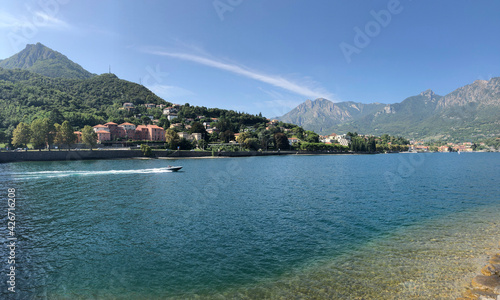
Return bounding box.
[0,150,358,163]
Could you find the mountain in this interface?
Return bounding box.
[279,78,500,141]
[0,43,94,79]
[0,67,169,130]
[279,98,385,133]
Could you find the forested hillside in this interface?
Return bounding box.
[0,68,169,136]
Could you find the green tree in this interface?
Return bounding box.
[140,144,152,157]
[141,115,151,125]
[82,125,97,150]
[189,121,207,136]
[218,130,234,143]
[31,118,55,150]
[275,132,289,150]
[58,121,77,149]
[236,132,251,146]
[53,123,63,149]
[157,116,170,129]
[165,128,180,149]
[258,130,272,151]
[293,127,305,140]
[197,139,208,150]
[304,131,319,143]
[244,138,260,150]
[12,122,31,150]
[178,138,194,150]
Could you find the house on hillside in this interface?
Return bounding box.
[178,132,203,141]
[123,103,135,111]
[163,107,178,115]
[167,113,178,121]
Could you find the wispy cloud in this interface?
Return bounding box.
[0,11,70,30]
[143,48,334,100]
[33,11,71,29]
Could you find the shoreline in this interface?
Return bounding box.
[0,149,368,163]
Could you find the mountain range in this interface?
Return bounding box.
[0,43,94,79]
[279,79,500,141]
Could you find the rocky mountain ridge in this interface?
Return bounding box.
[279,78,500,141]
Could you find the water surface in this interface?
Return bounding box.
[0,153,498,299]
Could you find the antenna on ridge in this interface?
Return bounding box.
[109,65,111,74]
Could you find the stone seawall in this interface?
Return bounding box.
[0,150,357,163]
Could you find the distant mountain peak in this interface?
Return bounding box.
[0,43,94,79]
[473,79,488,85]
[419,89,435,98]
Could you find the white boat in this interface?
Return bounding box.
[166,165,182,172]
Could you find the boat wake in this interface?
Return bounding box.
[6,167,178,180]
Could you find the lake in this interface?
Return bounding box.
[0,153,499,299]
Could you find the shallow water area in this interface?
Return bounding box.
[203,203,500,300]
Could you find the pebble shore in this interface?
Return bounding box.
[458,241,500,300]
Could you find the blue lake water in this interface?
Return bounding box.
[0,153,499,299]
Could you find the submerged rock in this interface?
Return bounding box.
[481,264,500,276]
[463,288,499,300]
[471,275,500,292]
[489,254,500,265]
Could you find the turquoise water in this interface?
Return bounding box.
[0,153,499,299]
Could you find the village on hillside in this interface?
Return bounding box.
[68,102,483,153]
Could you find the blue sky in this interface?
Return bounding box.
[1,0,499,118]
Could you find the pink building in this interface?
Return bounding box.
[117,122,136,139]
[96,130,111,142]
[92,123,165,143]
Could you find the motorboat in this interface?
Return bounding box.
[167,165,182,172]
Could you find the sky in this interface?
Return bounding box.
[0,0,499,118]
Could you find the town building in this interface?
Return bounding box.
[122,103,135,111]
[92,123,165,143]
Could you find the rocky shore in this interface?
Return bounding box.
[459,241,500,300]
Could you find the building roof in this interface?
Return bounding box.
[96,130,110,134]
[104,122,118,125]
[93,124,107,128]
[147,125,163,129]
[119,122,135,126]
